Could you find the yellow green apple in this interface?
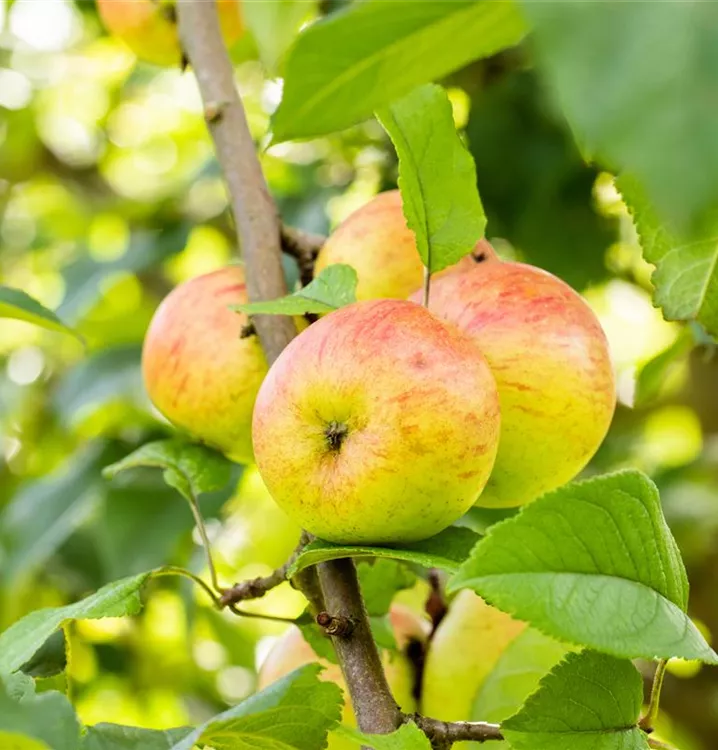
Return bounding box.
[422,591,525,724]
[251,299,501,544]
[414,261,616,508]
[142,265,267,464]
[258,605,429,750]
[314,190,496,302]
[97,0,244,67]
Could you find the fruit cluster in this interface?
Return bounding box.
[143,190,616,545]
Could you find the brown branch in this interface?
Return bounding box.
[280,224,325,287]
[177,0,294,364]
[412,716,503,749]
[317,559,402,734]
[178,3,399,744]
[219,532,310,608]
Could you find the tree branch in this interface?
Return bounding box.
[177,3,399,743]
[177,1,294,363]
[412,716,503,748]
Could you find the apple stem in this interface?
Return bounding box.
[639,659,669,733]
[423,265,432,308]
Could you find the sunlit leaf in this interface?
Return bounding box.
[0,286,79,339]
[273,0,527,141]
[377,84,485,274]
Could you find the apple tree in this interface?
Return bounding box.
[1,1,718,749]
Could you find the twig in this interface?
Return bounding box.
[185,491,223,594]
[178,4,399,744]
[156,565,222,607]
[640,659,668,733]
[219,532,310,607]
[280,224,325,287]
[412,716,503,748]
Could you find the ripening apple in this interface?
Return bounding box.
[252,299,501,544]
[142,265,267,464]
[259,605,429,750]
[413,261,616,508]
[314,190,497,301]
[97,0,243,67]
[421,591,525,725]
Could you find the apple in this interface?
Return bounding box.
[142,265,267,464]
[251,299,501,544]
[314,190,497,302]
[413,261,616,508]
[97,0,243,67]
[421,590,525,724]
[258,605,429,749]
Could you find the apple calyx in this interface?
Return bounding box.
[325,420,349,451]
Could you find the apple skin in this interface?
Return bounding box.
[412,261,616,508]
[314,190,497,302]
[142,265,267,464]
[97,0,243,67]
[258,605,429,750]
[421,590,525,724]
[252,299,501,544]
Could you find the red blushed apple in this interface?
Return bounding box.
[314,190,497,302]
[142,265,267,464]
[413,262,616,508]
[252,299,501,544]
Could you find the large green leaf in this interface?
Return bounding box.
[0,572,151,673]
[272,0,527,141]
[170,665,342,750]
[81,724,191,750]
[331,722,432,750]
[233,265,357,316]
[450,470,718,662]
[0,680,79,750]
[103,439,233,505]
[357,560,416,618]
[288,527,480,577]
[377,84,485,274]
[523,0,718,235]
[502,651,649,750]
[0,286,80,339]
[619,175,718,338]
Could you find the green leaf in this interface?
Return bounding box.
[233,264,357,316]
[472,628,569,726]
[170,664,343,750]
[0,443,113,587]
[619,174,718,338]
[272,0,527,142]
[0,673,35,703]
[0,285,80,339]
[81,724,192,750]
[522,0,718,235]
[634,328,695,407]
[331,722,432,750]
[103,439,233,504]
[0,680,80,750]
[243,0,316,73]
[376,84,486,273]
[357,560,416,618]
[449,470,718,663]
[502,651,649,750]
[288,527,480,578]
[0,572,152,673]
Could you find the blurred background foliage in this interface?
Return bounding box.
[0,0,716,747]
